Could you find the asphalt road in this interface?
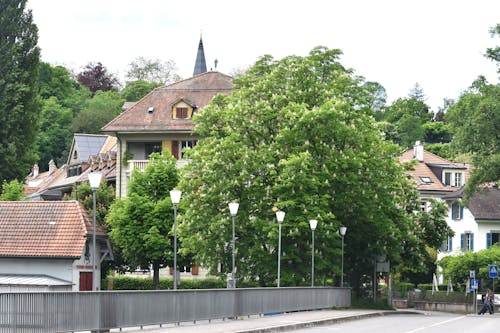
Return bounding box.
[292,312,499,333]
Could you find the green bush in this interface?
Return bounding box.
[422,290,473,303]
[394,282,415,294]
[107,276,240,290]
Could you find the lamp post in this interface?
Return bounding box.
[276,210,285,287]
[169,189,182,290]
[339,226,347,287]
[309,219,318,287]
[228,202,239,288]
[88,172,102,291]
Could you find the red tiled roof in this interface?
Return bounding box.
[400,148,470,192]
[0,201,106,258]
[101,71,232,133]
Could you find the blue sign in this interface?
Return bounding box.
[470,270,475,278]
[472,279,478,289]
[489,265,498,278]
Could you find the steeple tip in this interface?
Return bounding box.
[193,34,207,76]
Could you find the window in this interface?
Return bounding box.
[443,171,464,187]
[451,202,464,220]
[444,172,452,186]
[176,107,188,119]
[179,140,197,159]
[440,237,453,252]
[144,142,162,159]
[420,176,433,184]
[454,173,463,187]
[421,200,429,212]
[461,233,474,251]
[487,232,500,248]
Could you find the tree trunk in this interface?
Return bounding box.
[152,261,160,289]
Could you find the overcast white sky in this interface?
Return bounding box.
[27,0,498,111]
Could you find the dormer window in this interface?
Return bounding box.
[172,99,194,119]
[176,107,188,118]
[443,171,464,187]
[454,173,462,187]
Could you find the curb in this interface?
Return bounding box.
[232,310,422,333]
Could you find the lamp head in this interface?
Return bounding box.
[228,202,239,216]
[276,210,285,223]
[169,189,182,205]
[339,226,347,236]
[88,172,102,191]
[309,219,318,231]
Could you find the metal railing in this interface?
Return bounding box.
[0,287,350,332]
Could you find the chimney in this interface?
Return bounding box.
[48,160,57,175]
[413,141,424,162]
[32,164,39,178]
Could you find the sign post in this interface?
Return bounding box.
[489,264,498,294]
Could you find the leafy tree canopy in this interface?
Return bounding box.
[107,152,181,289]
[121,80,162,102]
[446,77,500,195]
[126,57,180,84]
[0,0,41,183]
[0,179,25,201]
[485,23,500,74]
[77,62,119,94]
[178,47,450,291]
[439,245,500,291]
[72,90,124,134]
[36,97,73,170]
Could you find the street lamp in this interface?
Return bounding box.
[88,172,102,291]
[228,202,239,288]
[169,189,182,290]
[276,210,285,287]
[309,219,318,287]
[339,226,347,287]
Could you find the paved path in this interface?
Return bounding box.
[113,309,418,333]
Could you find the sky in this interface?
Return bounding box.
[26,0,499,112]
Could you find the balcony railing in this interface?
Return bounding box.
[127,159,192,173]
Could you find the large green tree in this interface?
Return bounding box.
[72,90,124,134]
[446,77,500,195]
[121,80,162,102]
[36,97,73,170]
[126,57,180,84]
[0,0,41,184]
[178,47,450,292]
[107,152,181,289]
[381,85,433,149]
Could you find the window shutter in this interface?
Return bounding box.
[459,205,464,220]
[451,204,456,219]
[448,237,453,252]
[470,233,474,251]
[487,233,492,248]
[440,242,445,252]
[461,234,465,250]
[172,141,179,159]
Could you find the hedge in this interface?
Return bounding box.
[105,276,261,290]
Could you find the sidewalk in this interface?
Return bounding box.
[114,309,416,333]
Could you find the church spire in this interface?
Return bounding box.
[193,35,207,76]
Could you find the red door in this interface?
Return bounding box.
[80,272,93,291]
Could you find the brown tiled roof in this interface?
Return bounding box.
[0,201,106,258]
[468,187,500,220]
[101,72,233,133]
[400,148,469,193]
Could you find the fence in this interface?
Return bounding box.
[0,287,350,332]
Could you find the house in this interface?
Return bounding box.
[101,38,233,198]
[400,141,500,261]
[25,134,117,201]
[0,201,112,291]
